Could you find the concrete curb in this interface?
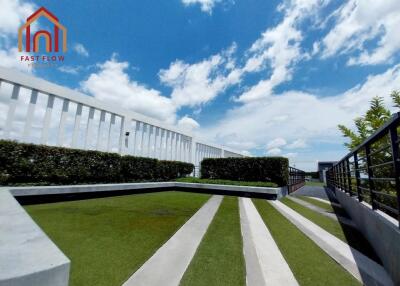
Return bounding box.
[7,182,287,199]
[0,190,70,286]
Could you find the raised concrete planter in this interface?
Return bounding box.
[8,182,287,200]
[174,182,287,199]
[334,188,400,285]
[8,182,176,196]
[1,181,286,286]
[0,190,70,286]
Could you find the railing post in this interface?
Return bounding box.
[346,157,352,195]
[365,144,377,210]
[340,162,344,191]
[4,84,20,139]
[353,152,362,202]
[23,89,38,141]
[389,126,400,227]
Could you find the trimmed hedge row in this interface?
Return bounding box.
[200,157,289,186]
[0,140,193,185]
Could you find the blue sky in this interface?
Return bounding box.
[1,0,400,170]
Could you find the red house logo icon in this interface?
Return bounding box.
[18,7,67,53]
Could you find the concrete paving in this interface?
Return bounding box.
[122,195,223,286]
[239,198,299,286]
[0,190,70,286]
[308,196,343,209]
[270,200,393,286]
[291,185,338,202]
[287,196,356,228]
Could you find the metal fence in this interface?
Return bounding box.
[0,66,243,174]
[326,113,400,226]
[288,166,305,193]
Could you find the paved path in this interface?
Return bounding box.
[123,195,223,286]
[239,198,299,286]
[291,186,338,202]
[270,200,393,286]
[287,196,356,228]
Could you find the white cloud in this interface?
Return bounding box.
[287,139,307,149]
[283,152,298,158]
[0,0,35,73]
[202,63,400,167]
[0,47,32,72]
[267,137,287,149]
[73,43,89,57]
[81,55,177,124]
[159,44,241,108]
[181,0,225,13]
[236,0,329,103]
[266,147,282,155]
[320,0,400,65]
[0,0,35,35]
[58,65,82,75]
[177,115,200,132]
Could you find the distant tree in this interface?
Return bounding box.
[338,91,400,150]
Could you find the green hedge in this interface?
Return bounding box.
[0,140,193,185]
[200,157,289,186]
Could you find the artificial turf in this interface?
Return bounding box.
[305,181,326,187]
[296,196,349,218]
[24,191,210,286]
[252,199,360,286]
[180,196,246,286]
[282,198,381,264]
[176,177,278,188]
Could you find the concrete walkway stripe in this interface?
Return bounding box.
[307,196,343,208]
[287,196,356,228]
[270,200,393,286]
[123,195,223,286]
[239,198,299,286]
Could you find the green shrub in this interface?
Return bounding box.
[200,157,289,186]
[0,140,193,185]
[121,156,158,181]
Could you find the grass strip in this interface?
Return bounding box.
[296,196,349,218]
[176,177,277,188]
[305,181,326,187]
[282,198,380,264]
[180,196,245,286]
[25,191,210,286]
[252,199,360,286]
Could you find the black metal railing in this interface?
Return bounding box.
[327,112,400,227]
[288,166,306,193]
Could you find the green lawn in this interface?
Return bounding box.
[305,181,326,187]
[282,198,380,263]
[176,177,278,188]
[180,196,245,286]
[296,196,349,218]
[252,199,360,286]
[24,191,210,286]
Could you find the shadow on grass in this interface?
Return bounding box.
[290,186,382,266]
